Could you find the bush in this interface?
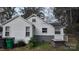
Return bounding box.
[64,27,73,34]
[75,41,79,51]
[16,40,26,47]
[29,36,39,48]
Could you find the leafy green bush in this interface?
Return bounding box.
[28,36,39,48]
[73,24,79,32]
[64,27,73,34]
[75,41,79,51]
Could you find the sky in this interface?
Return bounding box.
[14,7,57,22]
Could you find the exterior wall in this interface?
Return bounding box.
[35,35,54,42]
[27,16,55,35]
[2,15,65,44]
[54,28,64,41]
[2,17,33,44]
[27,16,65,41]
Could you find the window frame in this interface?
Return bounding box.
[26,27,30,37]
[32,19,36,22]
[42,28,47,33]
[55,28,61,34]
[5,26,10,36]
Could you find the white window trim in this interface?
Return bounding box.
[25,26,30,37]
[55,28,61,34]
[5,26,10,36]
[42,28,47,33]
[32,19,36,22]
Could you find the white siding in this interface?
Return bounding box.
[2,16,33,44]
[54,28,64,41]
[27,16,65,41]
[27,16,55,35]
[2,15,65,43]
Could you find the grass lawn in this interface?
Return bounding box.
[10,42,65,51]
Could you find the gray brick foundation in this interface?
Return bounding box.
[34,35,54,42]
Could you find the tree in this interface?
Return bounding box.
[20,7,45,19]
[0,7,16,23]
[53,7,79,33]
[53,7,70,26]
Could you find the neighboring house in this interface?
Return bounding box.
[2,14,67,44]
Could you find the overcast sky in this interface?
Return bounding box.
[14,7,57,22]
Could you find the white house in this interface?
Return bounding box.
[2,14,67,44]
[2,16,34,43]
[27,14,66,42]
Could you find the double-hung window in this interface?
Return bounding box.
[42,28,47,33]
[32,19,36,22]
[26,27,30,37]
[55,28,60,34]
[5,26,10,36]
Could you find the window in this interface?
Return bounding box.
[26,27,30,37]
[5,26,10,36]
[55,28,60,34]
[42,28,47,33]
[32,19,36,22]
[55,31,60,34]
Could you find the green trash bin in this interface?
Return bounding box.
[6,38,14,49]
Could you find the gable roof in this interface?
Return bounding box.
[50,22,64,28]
[2,14,64,28]
[26,14,55,26]
[2,16,33,25]
[26,14,64,28]
[2,16,19,25]
[26,14,38,20]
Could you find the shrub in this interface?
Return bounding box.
[16,40,26,47]
[75,41,79,51]
[28,36,39,48]
[64,27,73,34]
